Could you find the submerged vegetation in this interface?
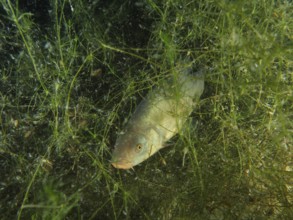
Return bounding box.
[0,0,292,219]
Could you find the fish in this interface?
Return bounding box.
[111,64,204,169]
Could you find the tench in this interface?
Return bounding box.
[111,65,204,169]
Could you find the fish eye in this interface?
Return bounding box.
[136,144,142,152]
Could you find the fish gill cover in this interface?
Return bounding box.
[0,0,292,219]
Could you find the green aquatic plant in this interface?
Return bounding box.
[0,0,292,219]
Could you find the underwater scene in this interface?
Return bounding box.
[0,0,292,219]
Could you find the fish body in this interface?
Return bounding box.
[111,67,204,169]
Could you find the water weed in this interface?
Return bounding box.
[0,0,292,219]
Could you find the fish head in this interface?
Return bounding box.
[111,130,159,169]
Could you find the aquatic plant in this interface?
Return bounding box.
[0,0,292,219]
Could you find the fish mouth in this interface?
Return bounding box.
[111,159,133,170]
